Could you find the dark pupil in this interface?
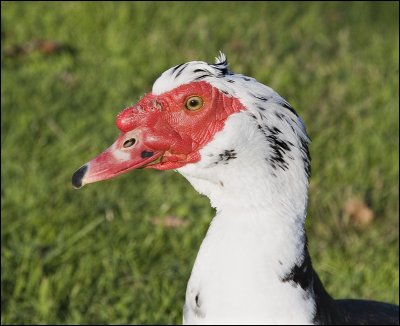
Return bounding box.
[190,99,199,107]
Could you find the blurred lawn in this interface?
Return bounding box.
[1,1,399,324]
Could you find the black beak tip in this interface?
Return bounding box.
[72,164,88,189]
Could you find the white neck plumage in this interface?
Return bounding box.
[177,109,318,324]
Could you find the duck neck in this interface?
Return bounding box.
[182,156,312,279]
[208,168,311,280]
[178,156,319,324]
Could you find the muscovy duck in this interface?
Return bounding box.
[72,53,399,325]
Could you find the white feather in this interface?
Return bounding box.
[153,53,314,324]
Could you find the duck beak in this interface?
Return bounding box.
[72,128,163,189]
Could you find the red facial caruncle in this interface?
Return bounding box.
[72,81,244,188]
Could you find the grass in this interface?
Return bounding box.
[1,1,398,324]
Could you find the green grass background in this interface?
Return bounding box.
[1,1,398,324]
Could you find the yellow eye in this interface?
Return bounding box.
[185,96,203,111]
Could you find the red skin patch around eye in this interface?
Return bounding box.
[116,81,245,170]
[74,81,245,188]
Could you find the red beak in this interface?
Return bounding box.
[72,127,164,189]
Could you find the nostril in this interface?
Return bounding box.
[123,138,136,148]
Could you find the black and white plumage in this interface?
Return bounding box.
[73,52,399,325]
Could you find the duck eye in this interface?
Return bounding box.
[185,96,203,111]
